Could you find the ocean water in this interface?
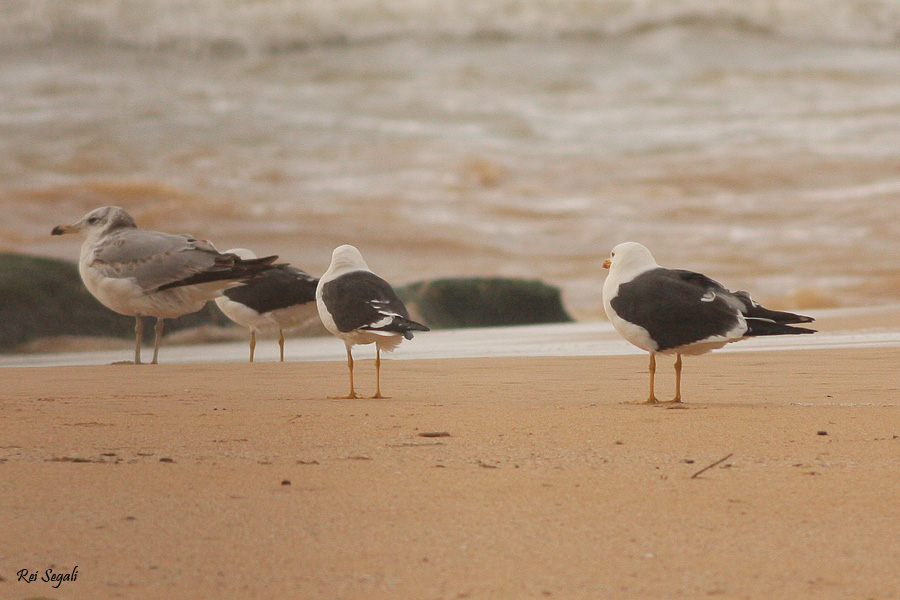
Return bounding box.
[2,0,900,322]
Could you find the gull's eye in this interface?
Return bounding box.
[87,216,100,225]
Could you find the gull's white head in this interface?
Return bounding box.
[223,248,257,260]
[51,206,137,238]
[602,242,659,277]
[326,244,371,277]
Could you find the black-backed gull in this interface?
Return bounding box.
[602,242,815,404]
[316,244,429,399]
[215,248,318,362]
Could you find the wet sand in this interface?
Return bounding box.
[2,323,900,599]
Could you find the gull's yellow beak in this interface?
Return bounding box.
[602,258,611,269]
[51,224,79,236]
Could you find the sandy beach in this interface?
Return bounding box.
[2,308,900,599]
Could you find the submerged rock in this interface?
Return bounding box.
[397,277,573,329]
[0,253,573,352]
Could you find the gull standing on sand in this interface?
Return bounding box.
[316,244,429,399]
[215,248,319,362]
[602,242,816,404]
[52,206,278,364]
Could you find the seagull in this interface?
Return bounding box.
[602,242,816,404]
[316,244,429,399]
[52,206,278,364]
[215,248,319,362]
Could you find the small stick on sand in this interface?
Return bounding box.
[691,453,733,479]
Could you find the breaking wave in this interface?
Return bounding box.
[4,0,900,54]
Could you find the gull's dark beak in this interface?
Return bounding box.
[602,258,611,269]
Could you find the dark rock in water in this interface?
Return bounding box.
[0,253,230,352]
[397,277,573,329]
